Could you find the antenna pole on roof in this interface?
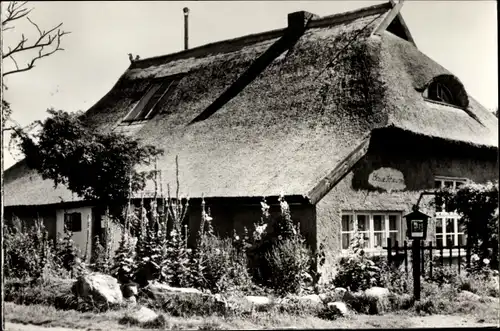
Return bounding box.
[183,7,189,50]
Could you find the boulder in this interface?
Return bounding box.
[365,287,390,299]
[123,296,137,306]
[244,296,273,306]
[146,282,203,300]
[121,282,139,298]
[458,290,481,302]
[298,294,322,304]
[124,306,158,324]
[73,272,123,305]
[327,302,350,317]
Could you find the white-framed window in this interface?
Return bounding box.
[341,212,402,251]
[434,176,468,247]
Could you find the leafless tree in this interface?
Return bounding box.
[2,1,70,78]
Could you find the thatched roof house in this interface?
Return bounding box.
[4,1,498,274]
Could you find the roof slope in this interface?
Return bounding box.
[4,2,498,207]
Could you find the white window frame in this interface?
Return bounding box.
[341,211,403,253]
[434,176,468,249]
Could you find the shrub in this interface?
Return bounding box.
[264,234,312,296]
[332,232,383,292]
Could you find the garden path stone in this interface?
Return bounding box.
[124,306,158,324]
[365,287,390,299]
[327,301,349,317]
[73,272,123,305]
[458,290,481,301]
[244,295,273,306]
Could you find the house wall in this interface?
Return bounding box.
[4,207,57,240]
[56,206,94,259]
[316,145,498,281]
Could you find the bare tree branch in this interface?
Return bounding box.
[1,2,70,78]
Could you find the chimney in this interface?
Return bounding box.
[287,11,319,33]
[183,7,189,50]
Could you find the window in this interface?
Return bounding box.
[122,77,180,123]
[64,212,82,232]
[341,212,402,250]
[434,176,467,247]
[422,75,469,109]
[434,177,467,212]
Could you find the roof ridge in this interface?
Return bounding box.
[130,2,392,69]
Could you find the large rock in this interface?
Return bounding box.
[332,287,347,301]
[124,306,158,324]
[299,294,322,304]
[365,287,390,299]
[146,282,203,300]
[244,296,273,306]
[458,290,481,302]
[327,302,350,317]
[73,272,123,304]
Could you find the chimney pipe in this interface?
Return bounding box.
[183,7,189,50]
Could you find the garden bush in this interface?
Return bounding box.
[332,232,384,292]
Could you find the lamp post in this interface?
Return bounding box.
[404,205,430,301]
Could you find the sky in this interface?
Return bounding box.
[2,1,498,169]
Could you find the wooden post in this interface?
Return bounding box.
[412,239,421,301]
[429,241,433,279]
[387,238,392,265]
[404,241,408,276]
[458,242,461,274]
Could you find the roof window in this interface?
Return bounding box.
[422,74,469,109]
[122,76,181,123]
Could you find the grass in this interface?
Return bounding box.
[5,302,499,330]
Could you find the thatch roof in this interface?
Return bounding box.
[4,1,497,207]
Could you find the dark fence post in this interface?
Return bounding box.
[439,241,444,267]
[449,244,453,267]
[421,242,425,275]
[395,240,400,267]
[466,241,471,270]
[387,237,392,265]
[412,239,421,301]
[429,241,433,279]
[458,241,461,274]
[404,241,408,277]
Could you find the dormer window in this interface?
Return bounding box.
[421,74,469,109]
[122,76,181,123]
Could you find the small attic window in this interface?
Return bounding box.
[122,76,181,123]
[422,75,469,109]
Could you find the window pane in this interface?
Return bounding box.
[436,218,443,233]
[435,180,442,189]
[455,181,464,188]
[444,181,453,188]
[342,233,351,249]
[457,234,466,246]
[359,232,370,248]
[389,215,398,230]
[374,232,385,248]
[446,234,454,247]
[341,215,352,231]
[436,235,443,247]
[357,215,369,231]
[373,215,384,231]
[446,218,454,233]
[389,231,399,244]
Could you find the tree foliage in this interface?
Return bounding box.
[12,109,163,207]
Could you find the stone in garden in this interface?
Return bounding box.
[458,290,481,302]
[123,295,137,306]
[365,287,390,299]
[125,306,158,324]
[299,294,323,304]
[318,293,329,303]
[146,281,203,300]
[244,295,273,306]
[121,282,139,298]
[73,272,123,304]
[332,287,347,301]
[327,301,349,317]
